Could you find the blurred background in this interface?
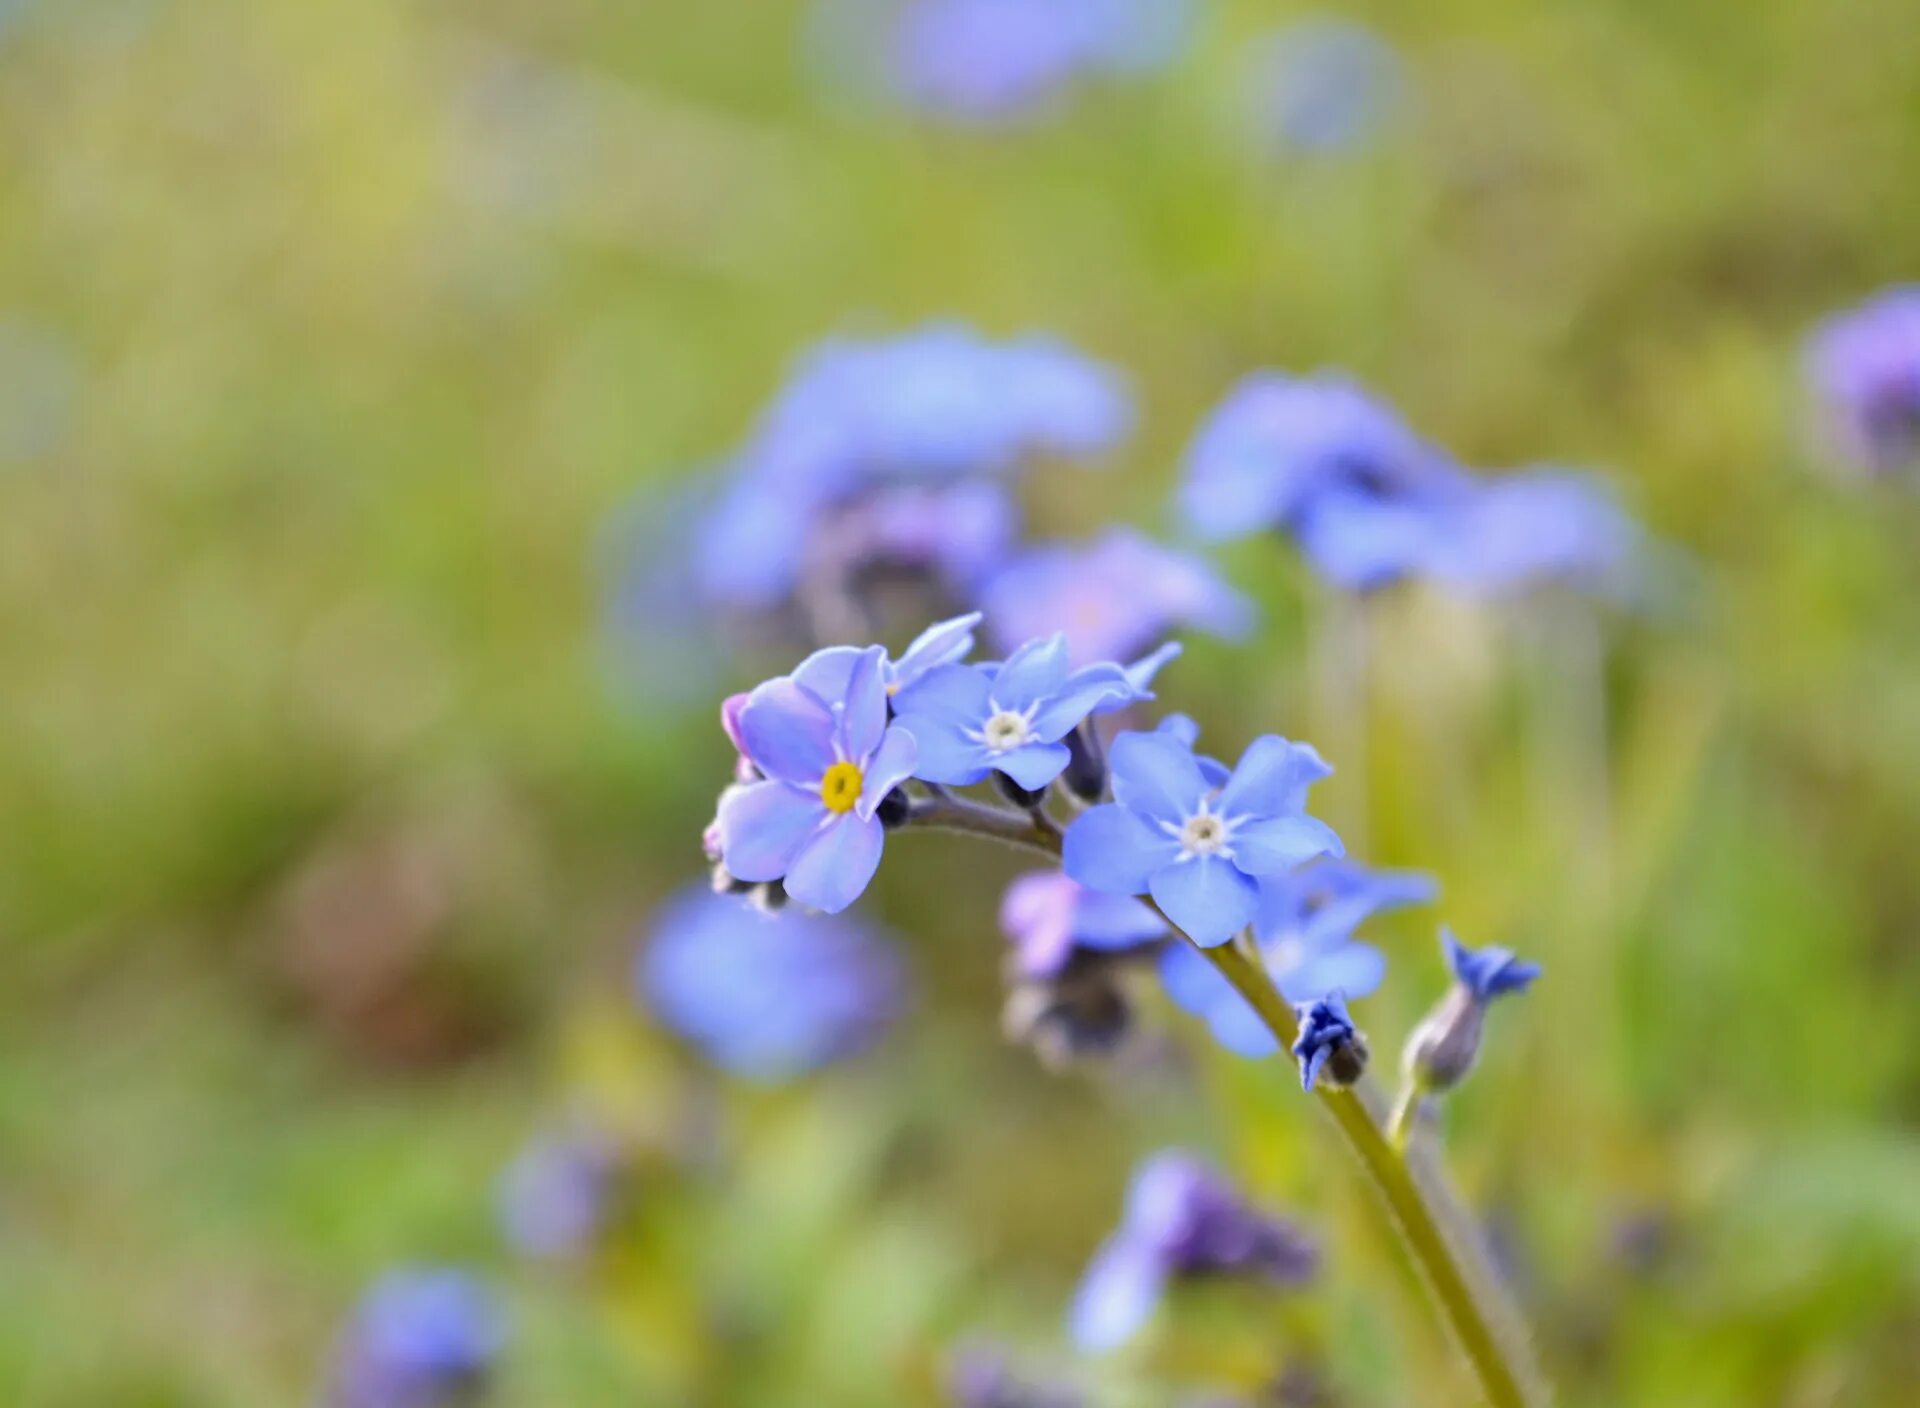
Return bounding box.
[2,1,1918,1404]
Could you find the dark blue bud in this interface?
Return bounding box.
[1290,992,1368,1092]
[1061,725,1108,801]
[1404,929,1540,1093]
[1442,928,1541,1001]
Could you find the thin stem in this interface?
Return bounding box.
[905,795,1548,1406]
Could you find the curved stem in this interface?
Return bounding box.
[906,793,1548,1406]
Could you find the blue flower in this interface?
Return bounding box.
[1063,730,1343,947]
[892,633,1139,791]
[1442,928,1541,1001]
[981,529,1255,665]
[999,870,1166,979]
[1804,286,1920,477]
[1070,1151,1318,1353]
[716,645,918,912]
[638,887,906,1082]
[1159,860,1436,1058]
[1427,468,1641,600]
[1251,20,1405,156]
[497,1131,616,1261]
[1291,992,1364,1092]
[327,1268,504,1408]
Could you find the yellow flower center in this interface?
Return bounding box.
[819,761,864,814]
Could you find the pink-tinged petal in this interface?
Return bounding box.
[1229,815,1343,876]
[718,782,826,881]
[1108,730,1209,825]
[737,678,837,784]
[994,740,1072,791]
[990,632,1072,710]
[855,727,918,819]
[1149,856,1259,948]
[839,645,890,761]
[719,693,751,754]
[1218,735,1333,818]
[783,813,885,914]
[1063,804,1180,895]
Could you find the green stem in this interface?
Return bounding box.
[909,793,1549,1407]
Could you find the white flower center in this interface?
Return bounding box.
[1164,798,1241,861]
[976,704,1038,753]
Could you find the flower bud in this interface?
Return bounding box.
[1401,929,1540,1095]
[1290,993,1368,1091]
[1060,725,1107,801]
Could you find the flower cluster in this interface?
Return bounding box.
[1804,285,1920,479]
[1180,370,1641,599]
[1071,1151,1319,1352]
[325,1268,504,1408]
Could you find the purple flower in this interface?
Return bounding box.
[1804,286,1920,477]
[947,1345,1085,1408]
[999,870,1166,979]
[1443,928,1541,1001]
[892,633,1139,791]
[716,645,918,912]
[1063,730,1343,947]
[1251,20,1405,155]
[1070,1151,1319,1352]
[497,1130,617,1261]
[1427,468,1641,600]
[326,1268,504,1408]
[1291,993,1365,1092]
[1159,861,1435,1058]
[802,480,1019,600]
[981,530,1255,665]
[638,887,906,1081]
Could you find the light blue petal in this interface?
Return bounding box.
[1149,856,1259,947]
[1063,804,1180,895]
[783,813,884,913]
[737,678,838,784]
[990,632,1072,710]
[855,727,918,819]
[1069,1240,1165,1354]
[1230,815,1344,876]
[1119,640,1181,695]
[1108,730,1208,825]
[890,661,992,725]
[1156,941,1230,1016]
[1209,996,1283,1058]
[790,645,864,703]
[718,782,826,881]
[993,740,1072,791]
[839,646,890,761]
[890,612,981,690]
[1028,663,1134,741]
[896,715,993,786]
[1275,943,1385,1003]
[1072,890,1167,949]
[1218,735,1333,818]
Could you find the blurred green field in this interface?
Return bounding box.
[2,1,1919,1404]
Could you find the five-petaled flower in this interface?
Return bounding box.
[1062,729,1344,947]
[892,632,1139,792]
[716,645,919,912]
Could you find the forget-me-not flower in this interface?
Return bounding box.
[1070,1151,1318,1353]
[1402,929,1541,1094]
[1428,468,1641,600]
[497,1130,618,1261]
[999,870,1167,979]
[1291,992,1366,1091]
[639,887,906,1082]
[892,633,1139,792]
[981,530,1255,665]
[1804,286,1920,478]
[716,644,918,912]
[326,1268,504,1408]
[1064,730,1343,947]
[1159,860,1436,1058]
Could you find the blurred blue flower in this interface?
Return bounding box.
[999,869,1166,979]
[981,530,1255,665]
[1804,285,1920,477]
[1291,992,1363,1092]
[1442,928,1541,1001]
[716,645,918,912]
[326,1268,504,1408]
[1064,730,1342,947]
[894,633,1138,790]
[1070,1151,1318,1352]
[497,1130,616,1261]
[1428,468,1642,600]
[639,887,907,1081]
[876,0,1192,127]
[1159,860,1436,1058]
[1251,19,1405,155]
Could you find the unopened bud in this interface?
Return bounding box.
[1402,929,1541,1095]
[1290,993,1368,1092]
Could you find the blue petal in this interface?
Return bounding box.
[1275,943,1385,1003]
[1028,662,1135,741]
[1157,941,1231,1017]
[1108,730,1209,825]
[838,646,890,762]
[890,660,992,725]
[1230,815,1344,875]
[1068,1239,1165,1354]
[890,612,981,690]
[1299,1043,1333,1091]
[1063,804,1180,895]
[1209,995,1283,1058]
[1218,735,1333,818]
[1072,890,1168,949]
[790,645,864,703]
[990,633,1072,710]
[784,813,884,913]
[718,782,826,881]
[895,715,993,786]
[737,678,838,784]
[855,727,918,819]
[992,740,1072,790]
[1149,856,1259,947]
